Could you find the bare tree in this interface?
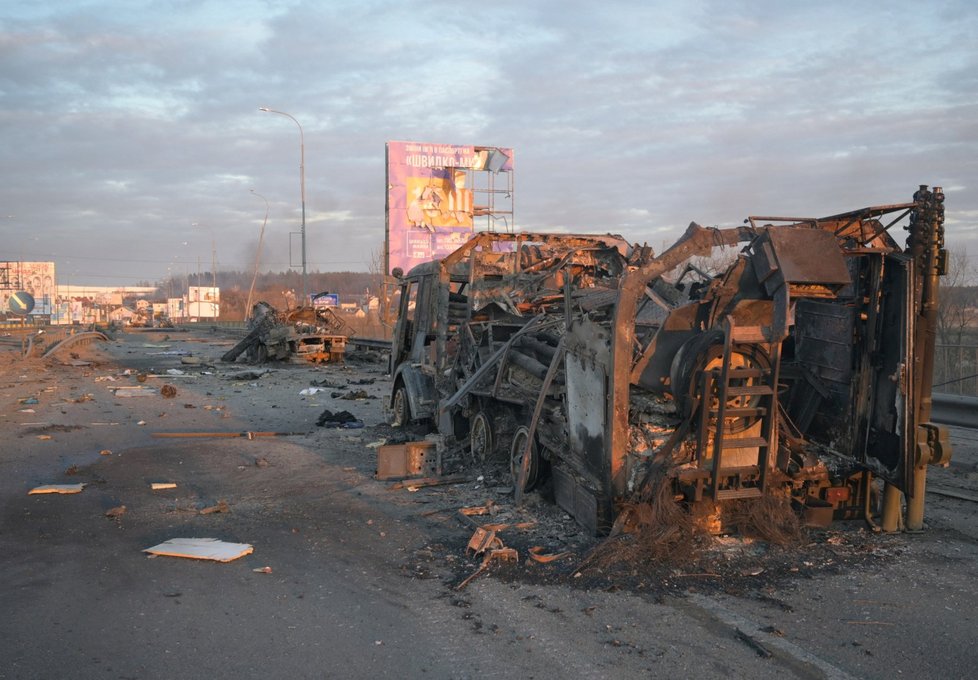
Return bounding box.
[937,250,978,346]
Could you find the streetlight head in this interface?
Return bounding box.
[258,107,270,112]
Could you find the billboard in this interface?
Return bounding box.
[386,141,514,275]
[0,261,56,315]
[187,286,219,318]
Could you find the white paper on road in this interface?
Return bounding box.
[143,538,254,562]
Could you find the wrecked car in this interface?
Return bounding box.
[222,301,349,364]
[388,185,951,535]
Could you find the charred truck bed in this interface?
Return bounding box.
[388,186,952,536]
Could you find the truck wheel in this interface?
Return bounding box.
[510,425,539,491]
[390,384,410,427]
[469,411,493,461]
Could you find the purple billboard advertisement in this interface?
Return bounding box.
[386,141,514,274]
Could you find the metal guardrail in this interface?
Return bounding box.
[931,393,978,429]
[934,344,978,397]
[348,337,392,351]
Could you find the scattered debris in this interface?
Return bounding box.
[29,483,86,495]
[160,384,177,398]
[143,537,253,562]
[376,441,439,480]
[109,386,157,397]
[105,505,127,518]
[151,431,302,439]
[150,482,177,490]
[527,546,572,564]
[299,387,328,396]
[332,389,374,400]
[64,465,79,475]
[224,369,272,381]
[316,409,363,429]
[309,378,345,389]
[100,449,112,455]
[36,434,51,440]
[252,566,273,574]
[255,457,269,468]
[388,475,469,491]
[199,500,230,515]
[466,526,503,555]
[456,541,520,591]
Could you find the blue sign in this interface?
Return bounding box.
[8,291,35,316]
[312,292,339,309]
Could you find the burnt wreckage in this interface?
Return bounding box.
[388,186,952,534]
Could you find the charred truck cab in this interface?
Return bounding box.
[388,187,951,535]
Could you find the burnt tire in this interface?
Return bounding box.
[389,383,410,427]
[469,411,493,462]
[510,425,540,492]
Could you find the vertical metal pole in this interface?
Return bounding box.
[881,482,902,532]
[299,130,307,306]
[906,465,928,531]
[259,108,307,306]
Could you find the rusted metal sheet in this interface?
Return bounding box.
[375,441,440,480]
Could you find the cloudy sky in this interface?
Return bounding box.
[2,0,976,286]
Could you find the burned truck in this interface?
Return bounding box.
[388,186,951,535]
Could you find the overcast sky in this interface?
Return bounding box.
[2,0,976,286]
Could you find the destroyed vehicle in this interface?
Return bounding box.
[221,301,349,364]
[388,186,951,536]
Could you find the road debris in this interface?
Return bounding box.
[143,538,253,562]
[527,546,572,564]
[29,483,86,494]
[387,474,469,491]
[160,384,177,398]
[376,441,439,480]
[105,505,127,518]
[224,369,272,381]
[456,544,520,591]
[151,431,303,439]
[199,500,230,515]
[252,566,273,574]
[150,482,177,490]
[109,386,157,397]
[316,409,363,428]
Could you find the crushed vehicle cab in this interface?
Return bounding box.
[388,186,951,535]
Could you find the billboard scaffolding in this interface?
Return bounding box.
[385,141,514,276]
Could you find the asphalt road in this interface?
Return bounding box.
[1,328,975,679]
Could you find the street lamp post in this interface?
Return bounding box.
[258,107,307,305]
[245,189,269,321]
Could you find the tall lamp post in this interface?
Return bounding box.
[258,106,307,305]
[245,188,269,321]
